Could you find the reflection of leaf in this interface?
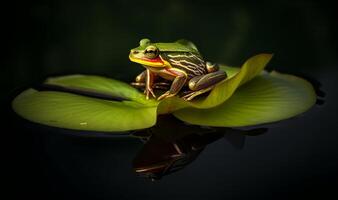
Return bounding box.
[173,71,316,127]
[12,76,159,132]
[157,54,272,114]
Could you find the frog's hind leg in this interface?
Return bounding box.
[182,70,227,101]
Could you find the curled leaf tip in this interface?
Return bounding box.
[173,70,316,127]
[157,53,274,113]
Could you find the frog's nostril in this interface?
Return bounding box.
[132,50,139,54]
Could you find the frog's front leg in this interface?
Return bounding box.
[131,69,161,98]
[145,69,156,99]
[131,70,170,90]
[135,70,147,83]
[131,70,147,88]
[158,68,187,100]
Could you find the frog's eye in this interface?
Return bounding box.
[144,45,159,59]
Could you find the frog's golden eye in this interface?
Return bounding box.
[144,45,159,59]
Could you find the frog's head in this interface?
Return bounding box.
[129,39,164,68]
[129,38,200,68]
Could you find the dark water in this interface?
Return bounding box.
[3,1,338,199]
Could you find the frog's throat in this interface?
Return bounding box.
[129,55,166,68]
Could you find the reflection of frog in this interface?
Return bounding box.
[129,39,227,100]
[132,115,268,180]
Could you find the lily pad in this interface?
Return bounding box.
[157,54,273,114]
[173,71,316,127]
[45,74,158,105]
[12,77,159,132]
[12,54,316,132]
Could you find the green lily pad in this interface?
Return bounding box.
[12,54,315,132]
[157,54,273,114]
[45,74,158,105]
[12,77,159,132]
[173,71,316,127]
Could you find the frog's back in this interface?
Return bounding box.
[160,52,207,78]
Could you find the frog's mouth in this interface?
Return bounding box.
[129,54,165,68]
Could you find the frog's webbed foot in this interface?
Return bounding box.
[182,86,215,101]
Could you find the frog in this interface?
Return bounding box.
[129,38,227,101]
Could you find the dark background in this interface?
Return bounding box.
[3,0,338,199]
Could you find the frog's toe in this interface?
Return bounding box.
[131,82,145,88]
[149,90,156,98]
[157,91,175,100]
[182,93,194,101]
[145,88,156,99]
[183,95,196,101]
[182,86,215,101]
[157,92,169,100]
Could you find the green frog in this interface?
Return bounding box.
[129,38,227,101]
